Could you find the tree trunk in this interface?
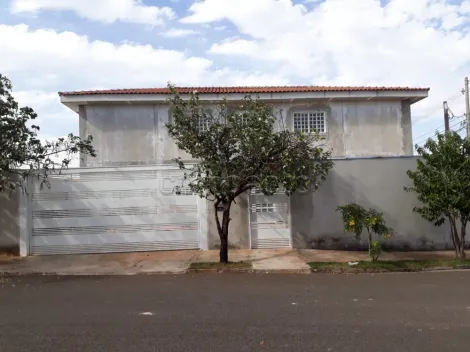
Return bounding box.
[214,202,231,264]
[449,216,463,259]
[219,231,229,264]
[460,220,467,259]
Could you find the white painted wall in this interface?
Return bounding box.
[79,99,413,167]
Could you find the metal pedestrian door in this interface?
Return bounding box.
[249,189,291,248]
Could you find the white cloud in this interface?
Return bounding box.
[183,0,470,119]
[13,90,58,111]
[12,90,79,137]
[0,23,289,137]
[160,28,199,38]
[10,0,176,25]
[6,0,470,145]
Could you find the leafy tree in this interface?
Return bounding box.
[405,132,470,259]
[336,203,393,261]
[166,86,333,263]
[0,73,96,193]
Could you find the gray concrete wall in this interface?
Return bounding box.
[291,157,456,251]
[79,99,413,167]
[0,190,20,254]
[79,104,192,167]
[272,100,412,157]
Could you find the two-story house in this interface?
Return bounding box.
[52,86,430,252]
[59,86,428,166]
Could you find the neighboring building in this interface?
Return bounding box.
[59,86,429,167]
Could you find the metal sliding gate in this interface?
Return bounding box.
[29,166,203,255]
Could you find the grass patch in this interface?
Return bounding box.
[308,259,470,273]
[189,261,252,270]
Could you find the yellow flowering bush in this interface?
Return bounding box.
[336,203,394,261]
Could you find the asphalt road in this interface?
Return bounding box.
[1,272,470,352]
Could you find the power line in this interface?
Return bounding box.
[412,92,460,123]
[412,90,464,124]
[414,118,466,147]
[414,117,465,145]
[413,123,446,142]
[413,113,466,144]
[415,90,463,120]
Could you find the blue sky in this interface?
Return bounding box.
[1,0,470,147]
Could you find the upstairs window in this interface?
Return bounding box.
[293,111,326,134]
[197,115,211,132]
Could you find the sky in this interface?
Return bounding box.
[1,0,470,148]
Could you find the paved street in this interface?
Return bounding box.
[1,272,469,352]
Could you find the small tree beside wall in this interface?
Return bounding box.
[336,203,393,261]
[406,132,470,259]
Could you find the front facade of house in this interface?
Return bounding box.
[60,86,428,167]
[3,86,440,256]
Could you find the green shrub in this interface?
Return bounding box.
[369,240,382,262]
[336,203,393,261]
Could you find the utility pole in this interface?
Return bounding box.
[465,77,470,138]
[443,101,450,133]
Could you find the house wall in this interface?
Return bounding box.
[76,100,414,251]
[79,104,191,167]
[0,190,20,254]
[273,100,412,157]
[1,157,463,254]
[78,99,413,166]
[291,157,459,251]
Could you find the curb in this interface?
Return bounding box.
[3,266,469,276]
[252,268,311,274]
[0,270,189,276]
[187,268,253,274]
[187,268,311,274]
[310,266,470,274]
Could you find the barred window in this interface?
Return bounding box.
[197,116,211,132]
[232,111,248,125]
[293,111,326,133]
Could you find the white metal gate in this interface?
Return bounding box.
[29,166,204,255]
[249,189,291,248]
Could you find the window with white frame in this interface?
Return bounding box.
[293,111,326,133]
[197,115,211,132]
[239,112,249,125]
[230,110,248,125]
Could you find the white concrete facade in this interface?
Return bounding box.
[56,88,428,251]
[0,88,423,253]
[67,95,423,167]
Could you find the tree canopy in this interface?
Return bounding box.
[166,86,333,262]
[0,73,96,193]
[406,132,470,258]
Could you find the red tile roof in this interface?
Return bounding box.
[59,85,429,96]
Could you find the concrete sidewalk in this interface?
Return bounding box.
[193,249,311,273]
[0,251,198,275]
[0,249,310,275]
[0,249,465,276]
